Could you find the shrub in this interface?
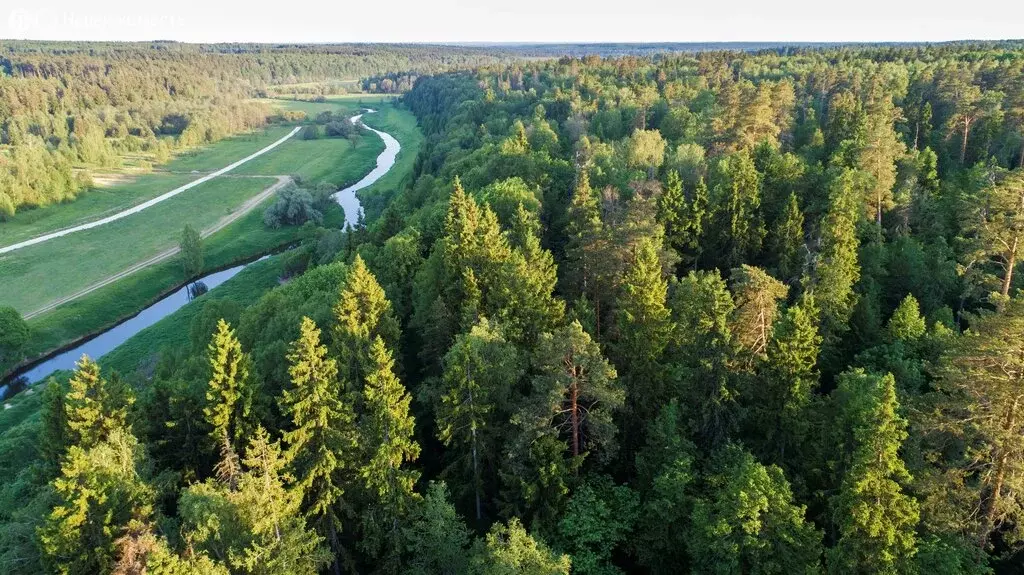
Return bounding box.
[263,184,323,229]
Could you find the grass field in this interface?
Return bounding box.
[234,134,384,187]
[0,126,295,247]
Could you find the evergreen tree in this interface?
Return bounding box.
[281,316,358,574]
[333,254,401,384]
[933,297,1024,548]
[39,378,70,474]
[616,237,672,425]
[668,270,739,448]
[470,518,571,575]
[886,294,927,342]
[729,265,789,362]
[203,319,252,477]
[772,192,806,283]
[401,482,473,575]
[39,428,154,575]
[710,149,766,268]
[658,170,687,254]
[828,371,919,574]
[359,336,421,569]
[754,293,821,463]
[65,355,130,450]
[437,318,521,521]
[815,169,864,340]
[564,171,603,301]
[524,321,623,462]
[962,169,1024,297]
[179,427,331,575]
[688,444,823,575]
[633,401,696,574]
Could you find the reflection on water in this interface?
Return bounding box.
[12,264,248,385]
[333,110,401,228]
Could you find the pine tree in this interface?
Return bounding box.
[203,319,251,472]
[65,355,130,450]
[729,265,789,362]
[281,316,358,574]
[616,237,672,427]
[828,371,919,574]
[526,320,623,462]
[333,254,401,384]
[856,85,905,226]
[933,297,1024,548]
[359,336,420,569]
[438,318,521,521]
[962,169,1024,298]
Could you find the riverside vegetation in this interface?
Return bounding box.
[3,42,1024,574]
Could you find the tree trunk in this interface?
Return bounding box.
[913,120,920,151]
[469,388,481,521]
[1018,141,1024,169]
[979,399,1018,548]
[961,117,972,165]
[1002,235,1018,298]
[570,371,580,458]
[328,521,343,575]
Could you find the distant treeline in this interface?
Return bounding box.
[0,42,516,218]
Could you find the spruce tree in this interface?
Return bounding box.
[815,168,864,340]
[438,318,521,521]
[772,192,806,283]
[333,254,401,384]
[828,371,919,574]
[281,316,358,573]
[564,171,603,300]
[203,319,251,475]
[616,237,672,427]
[65,355,130,450]
[359,336,420,569]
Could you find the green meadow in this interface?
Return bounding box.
[0,126,295,247]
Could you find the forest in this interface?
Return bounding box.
[0,41,512,216]
[4,42,1024,574]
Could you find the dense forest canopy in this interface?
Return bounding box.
[6,42,1024,573]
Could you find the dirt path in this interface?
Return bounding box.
[0,126,301,256]
[23,176,292,320]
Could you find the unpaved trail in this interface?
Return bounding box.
[23,175,292,320]
[0,127,301,255]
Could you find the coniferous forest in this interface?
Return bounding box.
[5,42,1024,573]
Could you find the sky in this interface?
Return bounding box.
[2,0,1023,44]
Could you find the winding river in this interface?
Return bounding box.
[4,110,401,390]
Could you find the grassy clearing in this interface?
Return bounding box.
[234,132,384,187]
[0,126,295,247]
[162,125,294,173]
[0,177,274,314]
[101,253,286,375]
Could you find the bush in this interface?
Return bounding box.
[325,120,356,138]
[0,306,29,365]
[263,184,323,229]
